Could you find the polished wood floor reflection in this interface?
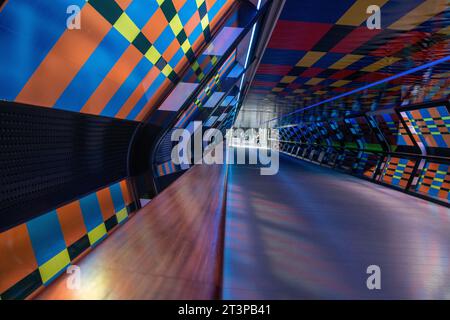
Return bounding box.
[35,164,227,300]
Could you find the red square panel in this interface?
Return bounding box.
[257,64,293,75]
[268,21,332,51]
[288,83,301,89]
[333,87,348,93]
[252,80,279,87]
[330,27,381,53]
[300,67,324,78]
[356,72,393,83]
[370,31,427,57]
[329,69,356,79]
[251,89,271,94]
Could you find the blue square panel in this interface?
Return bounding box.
[126,0,158,29]
[79,193,104,231]
[110,183,126,212]
[27,210,66,266]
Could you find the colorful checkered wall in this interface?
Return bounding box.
[157,160,178,176]
[174,49,237,127]
[155,43,244,178]
[277,102,450,205]
[268,0,449,205]
[353,152,380,179]
[373,112,415,149]
[380,156,417,189]
[416,162,450,202]
[0,0,235,122]
[0,179,135,300]
[0,0,240,299]
[345,116,383,152]
[401,105,450,149]
[247,0,450,205]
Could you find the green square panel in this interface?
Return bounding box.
[133,32,151,54]
[89,0,123,25]
[160,0,177,22]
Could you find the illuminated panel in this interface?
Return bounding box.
[291,126,303,143]
[204,26,243,55]
[159,82,200,111]
[336,149,359,171]
[174,50,236,128]
[336,119,357,149]
[328,120,344,146]
[279,127,288,141]
[297,123,310,144]
[380,156,416,189]
[353,152,380,179]
[204,91,225,108]
[182,54,220,84]
[295,123,308,144]
[150,42,232,127]
[278,127,290,141]
[0,0,236,121]
[316,121,334,147]
[205,115,218,126]
[278,126,301,156]
[156,161,178,177]
[401,105,450,149]
[345,116,382,152]
[283,127,294,141]
[307,122,326,146]
[404,78,450,105]
[415,162,450,203]
[304,122,322,146]
[279,126,303,147]
[373,112,414,148]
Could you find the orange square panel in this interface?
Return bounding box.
[120,180,133,206]
[97,187,116,220]
[56,201,87,247]
[0,224,38,293]
[142,8,167,43]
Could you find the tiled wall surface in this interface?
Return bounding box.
[416,162,450,202]
[0,0,235,122]
[0,180,136,300]
[278,102,450,206]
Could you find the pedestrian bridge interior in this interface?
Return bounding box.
[0,0,449,300]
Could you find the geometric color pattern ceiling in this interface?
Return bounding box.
[245,0,449,123]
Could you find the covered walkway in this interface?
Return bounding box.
[34,154,450,299]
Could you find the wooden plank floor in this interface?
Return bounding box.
[223,154,450,299]
[35,164,227,300]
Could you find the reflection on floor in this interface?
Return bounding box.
[35,164,227,300]
[32,153,450,300]
[222,154,450,299]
